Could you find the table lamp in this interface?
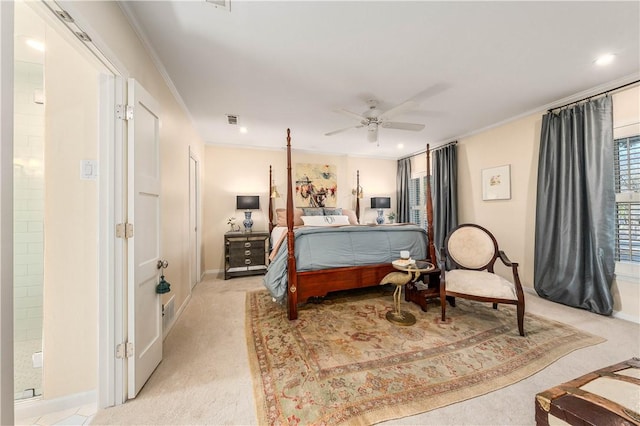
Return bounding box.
[236,195,260,231]
[371,197,390,225]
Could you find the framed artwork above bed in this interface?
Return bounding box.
[295,163,337,207]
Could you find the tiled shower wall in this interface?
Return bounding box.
[14,61,44,345]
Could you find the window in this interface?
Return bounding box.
[409,174,427,229]
[614,135,640,263]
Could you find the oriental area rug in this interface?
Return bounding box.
[245,287,605,426]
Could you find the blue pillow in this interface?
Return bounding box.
[302,207,324,216]
[323,207,343,216]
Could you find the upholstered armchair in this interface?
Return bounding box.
[441,223,525,336]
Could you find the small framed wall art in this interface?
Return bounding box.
[482,165,511,201]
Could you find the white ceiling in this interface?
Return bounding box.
[120,1,640,159]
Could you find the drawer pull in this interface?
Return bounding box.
[244,250,251,256]
[244,242,252,248]
[245,259,252,265]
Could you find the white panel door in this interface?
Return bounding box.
[127,79,162,398]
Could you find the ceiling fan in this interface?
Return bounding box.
[325,99,425,143]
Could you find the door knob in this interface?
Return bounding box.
[157,260,168,269]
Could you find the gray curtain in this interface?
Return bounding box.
[432,144,458,260]
[534,96,615,315]
[397,157,411,223]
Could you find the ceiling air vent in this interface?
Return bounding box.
[205,0,231,12]
[226,114,238,125]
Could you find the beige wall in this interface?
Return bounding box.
[43,24,99,398]
[203,145,397,273]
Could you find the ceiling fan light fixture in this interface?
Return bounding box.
[367,123,378,142]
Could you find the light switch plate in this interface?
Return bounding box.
[80,160,97,180]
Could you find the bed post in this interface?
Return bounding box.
[355,170,361,224]
[269,165,274,234]
[286,129,298,320]
[426,144,436,264]
[427,145,446,322]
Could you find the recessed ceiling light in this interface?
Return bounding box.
[26,39,45,52]
[239,127,248,134]
[397,143,404,149]
[595,54,615,66]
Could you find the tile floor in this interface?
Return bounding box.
[14,339,43,400]
[15,403,96,426]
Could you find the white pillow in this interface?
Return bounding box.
[301,215,350,226]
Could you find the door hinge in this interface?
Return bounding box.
[116,223,134,239]
[115,104,134,121]
[116,342,134,359]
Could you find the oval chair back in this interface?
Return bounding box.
[445,224,499,271]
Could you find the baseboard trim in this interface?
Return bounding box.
[175,293,191,328]
[162,293,192,340]
[612,310,639,324]
[525,286,639,324]
[203,269,222,277]
[14,390,96,421]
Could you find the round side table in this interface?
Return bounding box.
[383,260,435,326]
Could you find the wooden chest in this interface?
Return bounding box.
[535,358,640,425]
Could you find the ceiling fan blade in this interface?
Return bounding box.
[378,100,418,121]
[409,83,451,103]
[335,108,366,122]
[325,124,363,136]
[381,122,425,131]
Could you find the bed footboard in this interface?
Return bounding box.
[288,263,396,320]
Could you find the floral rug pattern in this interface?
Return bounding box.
[246,287,604,426]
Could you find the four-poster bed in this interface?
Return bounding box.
[265,129,438,320]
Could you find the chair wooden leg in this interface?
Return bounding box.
[440,281,446,322]
[517,302,525,337]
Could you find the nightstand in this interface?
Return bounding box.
[224,231,269,280]
[404,266,443,311]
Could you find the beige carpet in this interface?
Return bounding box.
[89,276,639,425]
[246,286,605,426]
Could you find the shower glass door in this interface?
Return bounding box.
[13,1,45,401]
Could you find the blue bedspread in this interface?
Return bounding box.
[263,224,428,302]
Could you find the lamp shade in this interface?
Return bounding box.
[371,197,390,209]
[236,195,260,210]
